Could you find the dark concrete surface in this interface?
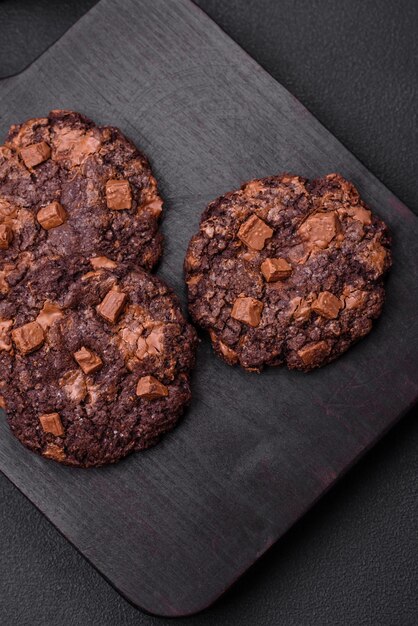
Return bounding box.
[0,1,417,624]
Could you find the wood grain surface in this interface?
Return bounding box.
[0,0,417,616]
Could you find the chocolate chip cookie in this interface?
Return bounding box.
[185,173,391,372]
[0,109,163,301]
[0,267,197,467]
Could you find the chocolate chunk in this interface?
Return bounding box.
[36,301,63,330]
[186,274,202,287]
[140,197,163,217]
[290,296,314,322]
[12,321,44,354]
[53,128,101,167]
[0,224,13,249]
[135,336,148,360]
[0,199,17,218]
[136,375,169,399]
[311,291,342,319]
[363,239,388,276]
[0,270,10,294]
[343,288,368,310]
[238,214,273,250]
[261,258,292,282]
[60,370,87,404]
[344,205,372,225]
[145,325,165,355]
[39,412,64,436]
[106,179,132,210]
[97,288,127,323]
[90,256,117,270]
[298,211,340,249]
[0,320,13,352]
[36,201,67,230]
[297,340,330,366]
[231,296,263,327]
[43,443,66,462]
[74,346,103,374]
[209,330,239,365]
[0,395,6,410]
[218,341,238,364]
[20,141,51,168]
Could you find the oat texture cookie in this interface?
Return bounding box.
[185,174,391,372]
[0,267,197,467]
[0,109,163,301]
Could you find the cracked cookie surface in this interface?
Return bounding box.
[0,109,163,302]
[0,267,197,467]
[185,173,391,372]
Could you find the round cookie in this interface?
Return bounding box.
[0,267,197,467]
[185,173,391,372]
[0,109,163,301]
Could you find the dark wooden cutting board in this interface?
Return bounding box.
[0,0,417,616]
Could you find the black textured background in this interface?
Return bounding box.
[0,1,417,624]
